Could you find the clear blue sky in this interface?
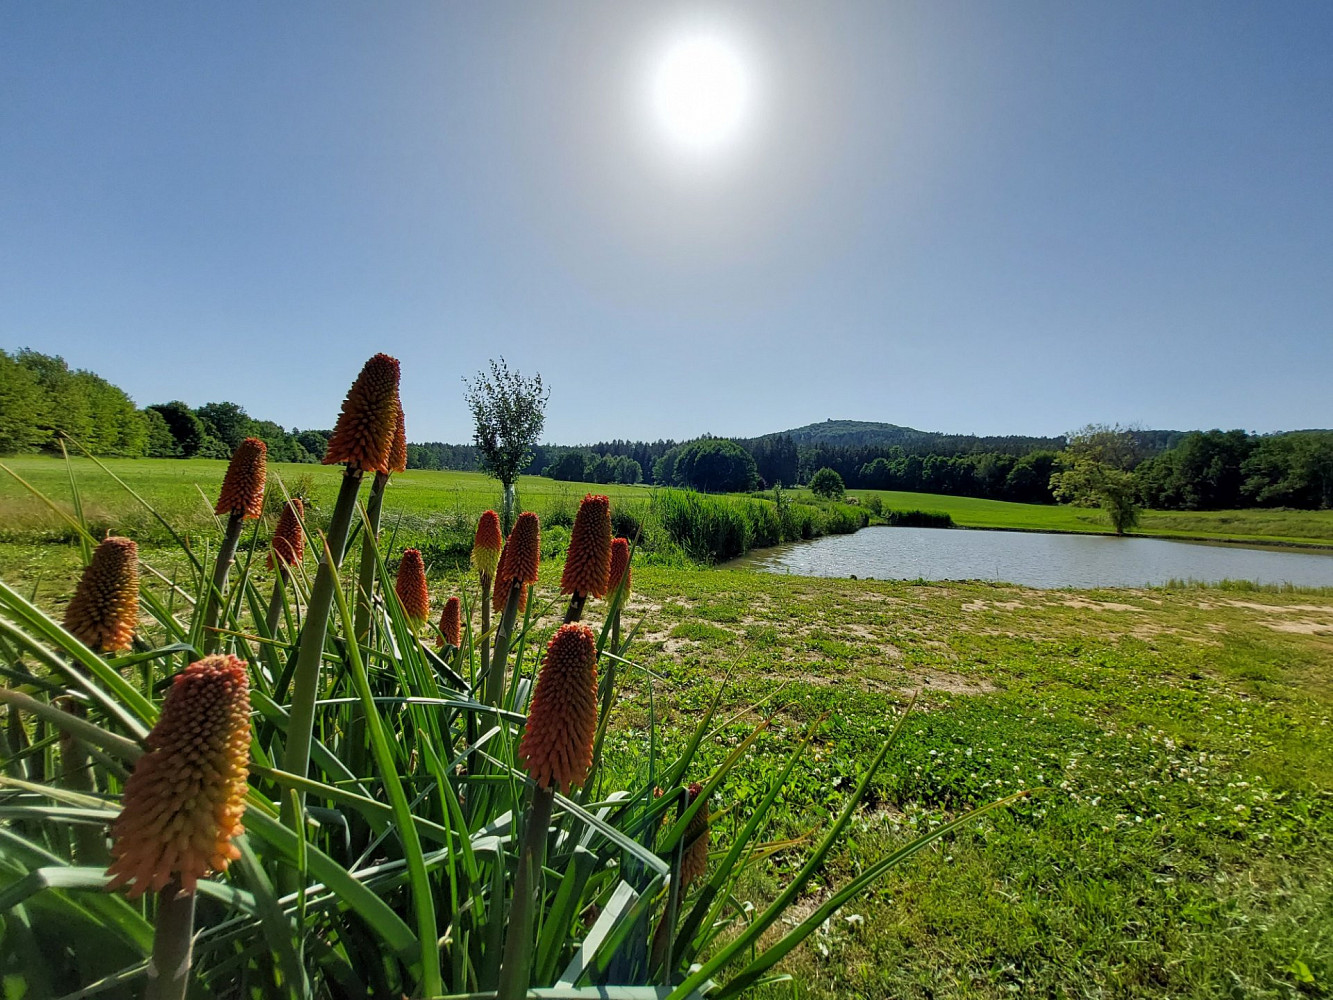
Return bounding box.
[3,2,1330,444]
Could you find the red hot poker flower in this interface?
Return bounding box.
[560,494,611,599]
[322,353,401,473]
[520,624,599,793]
[395,548,429,625]
[608,537,632,600]
[387,402,408,475]
[472,510,503,581]
[680,782,711,889]
[215,438,267,519]
[106,654,251,898]
[267,498,305,569]
[438,596,462,648]
[63,536,139,653]
[493,512,540,614]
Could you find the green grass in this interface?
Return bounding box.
[841,486,1333,547]
[6,456,1331,556]
[3,453,1332,998]
[608,568,1333,999]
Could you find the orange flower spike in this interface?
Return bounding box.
[387,402,408,475]
[494,512,541,613]
[520,624,599,793]
[608,537,632,600]
[395,548,430,626]
[322,353,401,473]
[561,494,611,599]
[438,596,462,649]
[680,782,711,889]
[472,510,503,581]
[106,654,251,898]
[267,498,305,569]
[64,536,139,653]
[215,438,268,519]
[492,541,513,614]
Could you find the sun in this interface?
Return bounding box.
[651,33,751,153]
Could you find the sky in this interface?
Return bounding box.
[2,2,1331,445]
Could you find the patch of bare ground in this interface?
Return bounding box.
[1223,600,1333,614]
[1263,620,1333,635]
[913,671,999,696]
[961,599,1030,612]
[1057,598,1149,612]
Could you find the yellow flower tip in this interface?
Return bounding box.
[437,596,462,649]
[387,402,408,475]
[608,537,632,600]
[215,437,267,519]
[493,512,540,613]
[322,353,401,473]
[63,536,139,653]
[560,494,611,599]
[106,654,251,898]
[471,510,503,581]
[267,498,306,570]
[395,548,429,625]
[681,782,710,889]
[520,624,599,793]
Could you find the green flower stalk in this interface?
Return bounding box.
[107,654,250,1000]
[280,353,399,837]
[486,511,539,706]
[202,438,266,653]
[265,498,305,636]
[498,624,599,1000]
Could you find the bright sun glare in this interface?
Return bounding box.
[651,34,751,153]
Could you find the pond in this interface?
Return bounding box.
[725,526,1333,589]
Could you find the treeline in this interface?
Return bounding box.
[0,349,328,461]
[1135,429,1333,510]
[543,450,643,484]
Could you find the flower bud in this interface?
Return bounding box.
[560,495,611,599]
[519,624,598,793]
[395,548,429,625]
[438,596,462,649]
[608,537,632,601]
[267,498,305,569]
[322,353,401,473]
[63,537,138,653]
[215,438,267,520]
[106,654,251,898]
[471,510,503,581]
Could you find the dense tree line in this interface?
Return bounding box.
[1,349,149,455]
[1136,429,1333,510]
[0,349,327,461]
[543,450,643,484]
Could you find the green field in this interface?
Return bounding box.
[4,456,1331,553]
[844,487,1333,547]
[2,457,1332,997]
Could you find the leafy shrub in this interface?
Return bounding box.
[882,508,953,528]
[809,467,846,500]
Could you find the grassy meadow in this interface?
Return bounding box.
[843,487,1333,548]
[1,454,1331,997]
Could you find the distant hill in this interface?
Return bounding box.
[753,419,1067,456]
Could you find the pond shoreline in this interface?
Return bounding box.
[933,521,1333,553]
[727,522,1333,589]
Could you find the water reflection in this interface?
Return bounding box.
[726,527,1333,590]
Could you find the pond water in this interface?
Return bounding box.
[726,526,1333,589]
